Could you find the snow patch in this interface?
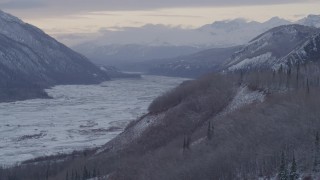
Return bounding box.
[229,52,274,71]
[221,86,265,116]
[131,113,165,139]
[96,112,166,154]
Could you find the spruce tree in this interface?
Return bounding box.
[186,136,191,149]
[92,167,97,178]
[314,132,320,172]
[45,168,49,180]
[207,121,214,140]
[279,151,288,180]
[289,154,298,180]
[296,62,300,89]
[306,78,310,94]
[286,67,292,88]
[71,170,74,180]
[82,166,88,180]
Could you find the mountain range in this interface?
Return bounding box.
[72,15,320,69]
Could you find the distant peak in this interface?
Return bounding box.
[269,16,281,21]
[297,14,320,28]
[306,14,320,18]
[265,16,290,24]
[211,18,248,25]
[248,24,315,43]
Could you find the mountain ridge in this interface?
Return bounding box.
[225,24,320,71]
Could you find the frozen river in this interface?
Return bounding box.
[0,75,187,165]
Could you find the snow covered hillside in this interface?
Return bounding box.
[225,25,320,71]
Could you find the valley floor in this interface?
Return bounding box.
[0,75,187,166]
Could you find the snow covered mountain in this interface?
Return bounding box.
[225,24,320,71]
[70,15,320,70]
[71,17,294,68]
[298,14,320,28]
[198,17,292,47]
[0,10,109,101]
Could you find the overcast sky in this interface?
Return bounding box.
[1,0,319,39]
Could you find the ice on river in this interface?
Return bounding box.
[0,75,187,166]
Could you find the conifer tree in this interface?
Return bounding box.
[92,167,97,178]
[183,137,186,150]
[286,67,292,88]
[279,151,288,180]
[82,166,89,180]
[71,170,74,180]
[45,167,49,180]
[313,132,320,172]
[207,121,214,140]
[296,62,300,88]
[306,78,310,94]
[289,154,299,180]
[186,136,190,149]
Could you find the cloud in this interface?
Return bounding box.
[293,14,307,18]
[142,14,203,18]
[1,0,317,12]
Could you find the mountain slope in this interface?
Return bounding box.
[284,32,320,65]
[0,10,109,101]
[224,25,320,71]
[148,46,242,77]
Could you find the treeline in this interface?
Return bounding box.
[65,166,99,180]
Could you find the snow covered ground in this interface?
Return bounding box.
[0,75,187,166]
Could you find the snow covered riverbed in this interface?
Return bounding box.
[0,75,188,166]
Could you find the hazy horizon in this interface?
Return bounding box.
[1,0,319,38]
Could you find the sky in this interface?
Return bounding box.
[1,0,319,44]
